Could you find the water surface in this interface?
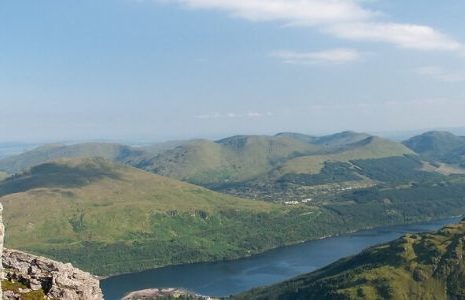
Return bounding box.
[101,217,460,299]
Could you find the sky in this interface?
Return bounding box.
[2,0,465,142]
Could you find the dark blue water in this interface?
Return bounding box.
[101,217,461,299]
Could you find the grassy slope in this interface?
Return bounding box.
[0,132,416,187]
[0,158,339,276]
[145,135,321,185]
[0,143,144,174]
[279,136,414,175]
[143,133,415,188]
[235,219,465,300]
[212,138,423,202]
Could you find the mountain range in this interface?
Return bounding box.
[144,133,414,193]
[0,157,340,275]
[1,130,465,278]
[3,131,460,201]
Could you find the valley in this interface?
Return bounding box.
[0,131,465,283]
[101,217,459,299]
[6,2,465,298]
[0,158,322,275]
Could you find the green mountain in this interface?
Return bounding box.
[277,136,414,175]
[126,132,458,207]
[274,132,318,144]
[0,132,423,196]
[0,158,340,276]
[2,157,465,278]
[0,134,458,222]
[211,136,426,202]
[235,218,465,300]
[139,132,414,191]
[312,131,372,148]
[0,143,143,174]
[275,131,372,148]
[139,140,189,155]
[140,135,322,185]
[0,140,189,175]
[404,131,465,166]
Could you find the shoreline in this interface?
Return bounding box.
[99,215,463,281]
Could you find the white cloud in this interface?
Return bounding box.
[328,22,464,51]
[271,48,361,64]
[247,111,273,117]
[172,0,374,25]
[195,111,273,119]
[156,0,465,55]
[416,66,465,82]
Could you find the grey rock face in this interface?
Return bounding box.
[3,249,104,300]
[122,288,216,300]
[0,204,103,299]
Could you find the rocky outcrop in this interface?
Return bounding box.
[122,288,216,300]
[0,203,4,300]
[2,248,104,299]
[0,202,103,299]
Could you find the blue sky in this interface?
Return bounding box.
[1,0,465,142]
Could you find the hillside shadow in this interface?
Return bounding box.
[0,162,121,197]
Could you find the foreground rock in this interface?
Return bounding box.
[122,288,216,300]
[2,248,103,300]
[0,203,4,299]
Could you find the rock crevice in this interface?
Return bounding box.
[3,249,104,300]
